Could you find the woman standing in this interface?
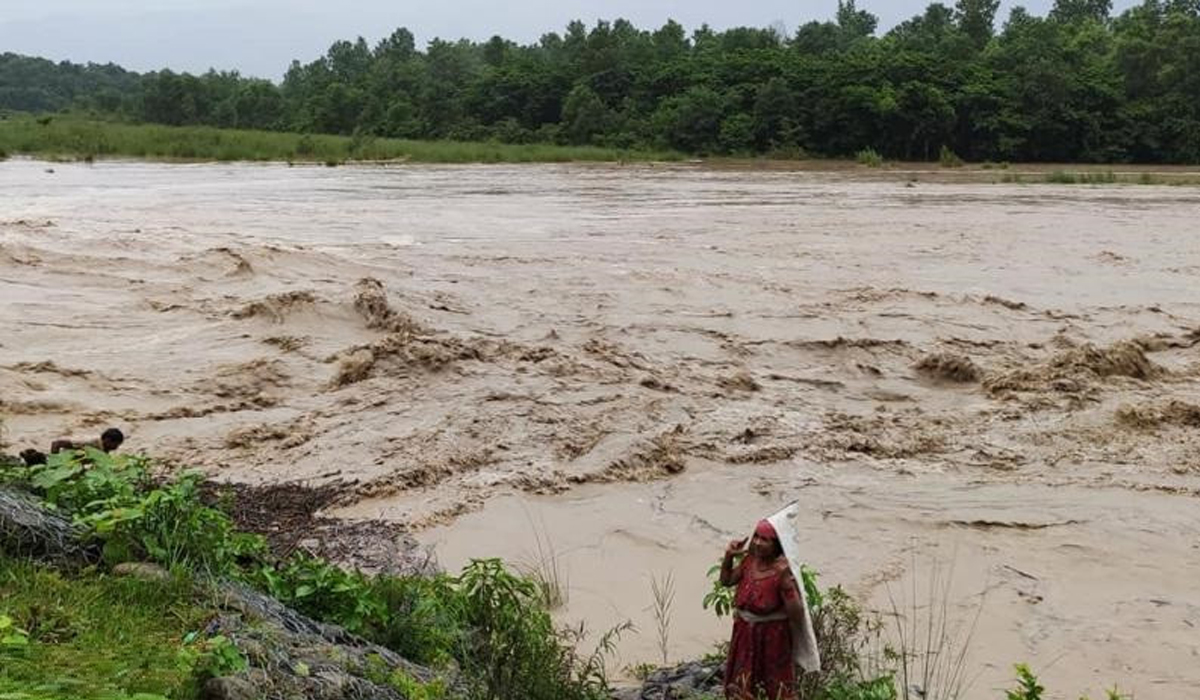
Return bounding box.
[719,519,810,700]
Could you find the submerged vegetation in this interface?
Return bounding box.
[3,0,1200,163]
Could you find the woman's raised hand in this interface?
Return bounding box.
[725,537,747,557]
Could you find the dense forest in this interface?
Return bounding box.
[2,0,1199,162]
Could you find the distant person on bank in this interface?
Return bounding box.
[719,516,820,700]
[20,427,125,466]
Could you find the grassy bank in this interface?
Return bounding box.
[0,450,623,700]
[0,557,216,700]
[0,116,682,164]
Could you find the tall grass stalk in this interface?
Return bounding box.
[518,511,568,610]
[649,571,675,667]
[884,556,984,700]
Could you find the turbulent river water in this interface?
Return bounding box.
[2,158,1199,698]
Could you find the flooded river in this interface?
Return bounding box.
[2,158,1199,698]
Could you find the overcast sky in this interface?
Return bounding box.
[1,0,1137,80]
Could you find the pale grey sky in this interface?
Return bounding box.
[1,0,1136,79]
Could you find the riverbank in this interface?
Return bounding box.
[5,117,1200,184]
[0,116,682,164]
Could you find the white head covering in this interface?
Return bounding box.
[752,502,821,673]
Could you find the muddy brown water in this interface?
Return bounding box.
[2,158,1199,698]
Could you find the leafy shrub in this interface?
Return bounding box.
[1005,664,1044,700]
[0,614,30,654]
[456,557,573,699]
[11,450,265,573]
[799,585,893,700]
[20,448,150,513]
[856,148,883,167]
[252,554,386,635]
[938,145,963,167]
[822,674,897,700]
[455,557,624,700]
[178,633,248,680]
[702,562,735,617]
[370,574,464,665]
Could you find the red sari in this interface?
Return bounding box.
[725,556,799,700]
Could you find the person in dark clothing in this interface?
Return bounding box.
[20,427,124,466]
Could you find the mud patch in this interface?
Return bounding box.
[201,480,428,575]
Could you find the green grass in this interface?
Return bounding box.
[1045,169,1117,184]
[855,147,884,168]
[0,115,682,164]
[0,556,212,700]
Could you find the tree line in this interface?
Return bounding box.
[2,0,1199,163]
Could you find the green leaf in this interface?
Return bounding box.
[30,463,82,491]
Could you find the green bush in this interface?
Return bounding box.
[251,554,386,635]
[856,148,883,167]
[938,145,964,167]
[6,450,265,573]
[1005,664,1044,700]
[370,574,464,665]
